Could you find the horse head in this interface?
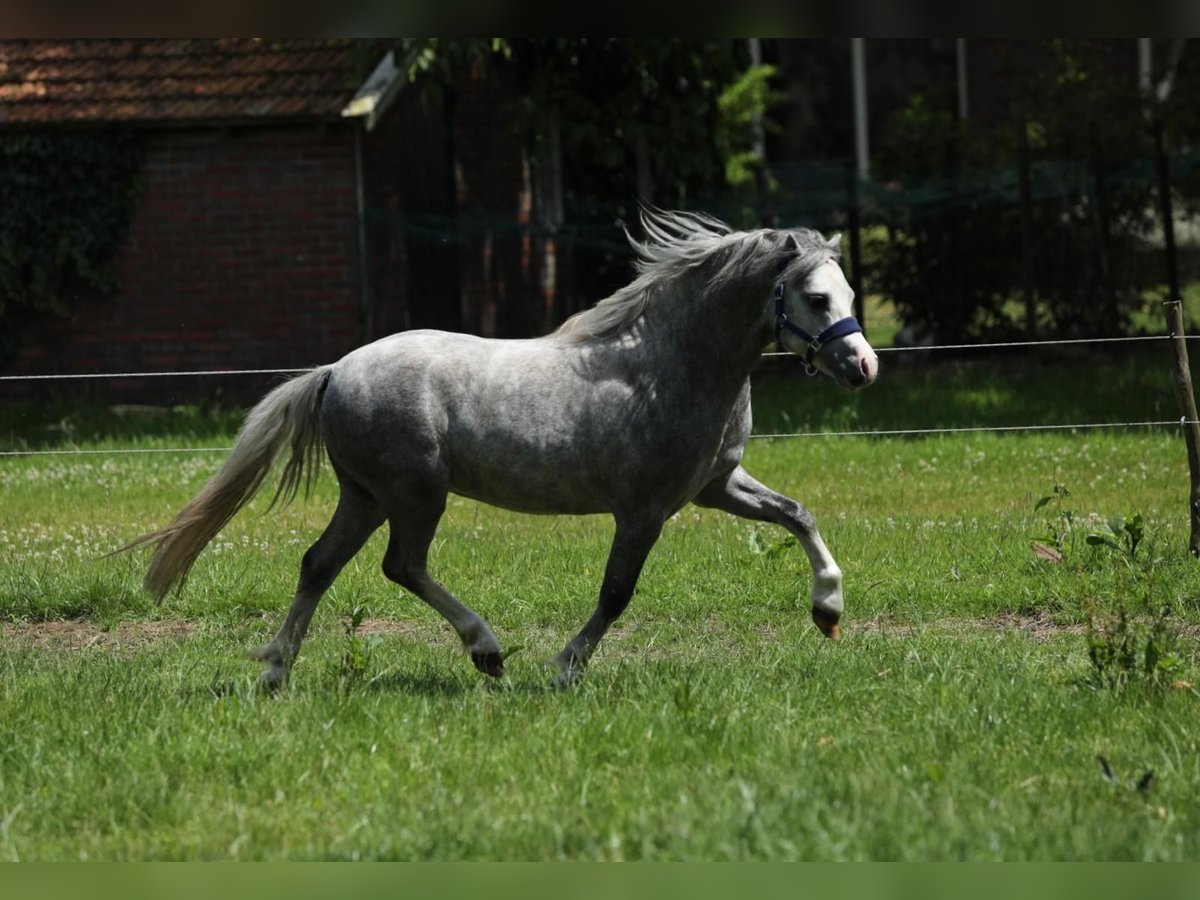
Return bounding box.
[773,232,879,391]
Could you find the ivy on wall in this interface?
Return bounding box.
[0,130,143,362]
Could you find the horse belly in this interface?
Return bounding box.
[450,475,606,516]
[445,423,614,516]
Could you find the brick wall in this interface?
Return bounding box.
[2,80,576,404]
[3,124,364,399]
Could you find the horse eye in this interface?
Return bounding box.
[806,293,830,312]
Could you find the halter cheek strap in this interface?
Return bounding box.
[774,282,863,376]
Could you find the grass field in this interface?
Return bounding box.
[1,348,1199,860]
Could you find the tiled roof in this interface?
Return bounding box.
[0,39,370,125]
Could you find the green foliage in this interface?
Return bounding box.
[391,39,750,300]
[397,38,511,83]
[511,40,736,213]
[1031,483,1076,561]
[1086,599,1181,690]
[1031,485,1182,690]
[334,604,383,689]
[396,38,738,217]
[873,40,1160,342]
[0,131,142,360]
[746,526,795,562]
[715,64,784,187]
[1085,513,1146,563]
[1083,520,1182,690]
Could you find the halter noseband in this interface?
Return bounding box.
[773,281,863,376]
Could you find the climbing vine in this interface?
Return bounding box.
[0,130,142,361]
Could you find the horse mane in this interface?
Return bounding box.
[553,207,840,344]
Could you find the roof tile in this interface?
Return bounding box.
[0,38,370,125]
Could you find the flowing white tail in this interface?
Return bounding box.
[118,367,331,600]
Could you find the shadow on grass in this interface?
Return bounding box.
[358,667,585,698]
[200,665,476,699]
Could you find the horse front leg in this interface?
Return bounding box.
[695,465,844,639]
[550,515,664,687]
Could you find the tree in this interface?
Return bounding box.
[398,39,778,309]
[874,40,1172,341]
[0,131,142,364]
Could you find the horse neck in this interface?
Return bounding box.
[640,271,772,384]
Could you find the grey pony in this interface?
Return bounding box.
[123,209,879,687]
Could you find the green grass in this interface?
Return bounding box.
[2,355,1200,860]
[2,626,1197,860]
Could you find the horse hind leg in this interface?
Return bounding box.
[251,475,384,689]
[551,515,663,687]
[380,492,505,678]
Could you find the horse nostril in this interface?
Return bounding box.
[845,362,870,387]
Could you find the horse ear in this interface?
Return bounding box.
[826,233,843,251]
[776,232,799,276]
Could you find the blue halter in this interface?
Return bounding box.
[773,281,863,376]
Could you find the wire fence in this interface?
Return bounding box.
[0,447,233,458]
[0,368,306,382]
[0,331,1194,458]
[749,420,1196,441]
[759,333,1184,359]
[2,335,1184,382]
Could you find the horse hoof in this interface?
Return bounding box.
[812,610,842,640]
[471,650,506,678]
[549,668,580,690]
[257,666,287,692]
[547,654,584,689]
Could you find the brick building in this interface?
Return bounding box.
[0,39,553,400]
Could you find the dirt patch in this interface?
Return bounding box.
[347,613,1193,649]
[815,615,1074,641]
[3,612,1194,656]
[1,616,464,656]
[849,619,918,638]
[0,619,198,653]
[852,612,1200,642]
[976,611,1088,641]
[347,617,438,639]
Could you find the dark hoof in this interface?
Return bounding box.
[257,667,287,693]
[548,652,584,689]
[812,610,842,640]
[549,666,582,690]
[471,650,506,678]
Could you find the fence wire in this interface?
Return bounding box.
[749,419,1196,441]
[763,334,1185,359]
[2,420,1191,458]
[0,367,305,382]
[2,335,1188,380]
[0,446,233,458]
[1,332,1194,457]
